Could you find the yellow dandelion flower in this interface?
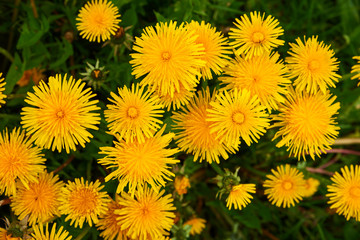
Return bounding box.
[183,218,206,236]
[96,196,128,240]
[0,128,45,196]
[130,21,205,97]
[263,164,305,208]
[301,177,320,198]
[220,52,290,112]
[174,175,190,195]
[287,36,340,94]
[76,0,121,43]
[21,74,100,153]
[351,56,360,86]
[272,87,340,160]
[98,126,179,196]
[59,178,109,228]
[116,186,175,240]
[11,172,63,225]
[229,11,284,58]
[226,183,256,210]
[186,20,231,80]
[172,88,238,164]
[327,165,360,221]
[104,84,164,143]
[207,88,270,146]
[32,223,72,240]
[0,73,6,108]
[156,82,196,111]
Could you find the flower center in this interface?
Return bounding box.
[232,112,245,124]
[161,51,171,61]
[56,110,65,119]
[350,186,360,199]
[127,107,138,118]
[71,189,97,214]
[141,206,150,216]
[282,181,293,190]
[252,32,265,43]
[308,60,320,71]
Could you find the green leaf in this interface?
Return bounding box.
[4,53,24,94]
[17,15,49,49]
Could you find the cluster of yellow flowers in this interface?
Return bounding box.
[1,0,360,239]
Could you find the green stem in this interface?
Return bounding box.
[74,225,91,240]
[210,163,224,175]
[244,165,267,177]
[0,47,14,63]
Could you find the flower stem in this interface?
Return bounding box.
[52,155,75,174]
[74,225,91,240]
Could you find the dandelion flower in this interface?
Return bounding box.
[0,73,6,107]
[98,126,179,196]
[156,82,196,111]
[21,74,101,153]
[11,172,63,225]
[186,20,231,80]
[76,0,121,42]
[59,178,109,228]
[104,84,164,143]
[351,56,360,86]
[0,128,45,196]
[32,223,72,240]
[226,183,256,210]
[263,164,305,208]
[229,11,284,58]
[172,88,238,164]
[96,196,128,240]
[131,21,205,97]
[116,186,175,240]
[301,177,320,197]
[272,87,340,160]
[220,52,290,112]
[174,175,190,195]
[207,88,270,146]
[183,218,206,236]
[287,36,340,94]
[327,165,360,221]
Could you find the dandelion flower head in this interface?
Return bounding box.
[104,84,164,143]
[76,0,121,42]
[0,73,6,108]
[327,165,360,221]
[263,164,305,208]
[229,11,284,58]
[220,52,290,112]
[186,20,231,80]
[183,218,206,236]
[21,74,101,153]
[96,196,128,240]
[0,128,45,196]
[226,183,256,210]
[207,88,270,146]
[174,175,191,195]
[115,186,176,240]
[59,178,110,228]
[31,223,72,240]
[301,177,320,197]
[11,171,63,225]
[286,36,340,94]
[172,88,238,164]
[351,56,360,86]
[98,126,179,196]
[131,21,205,97]
[272,87,340,160]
